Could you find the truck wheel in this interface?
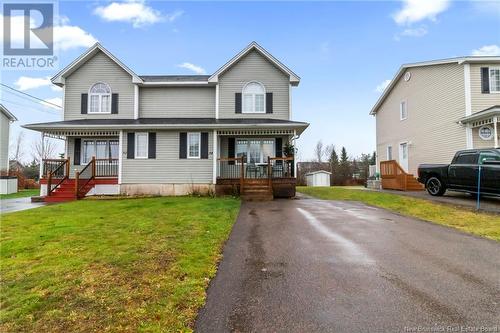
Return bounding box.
[426,177,446,196]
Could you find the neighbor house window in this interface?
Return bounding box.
[242,82,265,113]
[490,67,500,93]
[135,132,148,159]
[89,82,112,113]
[235,139,274,164]
[81,139,119,164]
[400,101,408,120]
[387,146,393,160]
[187,132,201,158]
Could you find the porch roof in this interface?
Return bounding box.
[23,118,309,134]
[459,105,500,127]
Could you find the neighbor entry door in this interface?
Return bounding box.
[399,142,409,172]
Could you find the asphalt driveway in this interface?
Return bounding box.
[0,197,45,213]
[196,196,500,332]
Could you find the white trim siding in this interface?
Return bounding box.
[466,124,473,149]
[215,84,219,119]
[134,84,139,119]
[118,130,123,184]
[212,130,217,184]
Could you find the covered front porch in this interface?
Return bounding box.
[460,106,500,149]
[213,129,298,198]
[39,130,121,199]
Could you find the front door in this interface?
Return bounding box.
[399,142,409,172]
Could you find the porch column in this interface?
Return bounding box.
[118,130,123,184]
[212,130,217,184]
[39,132,45,179]
[293,130,297,178]
[494,117,499,148]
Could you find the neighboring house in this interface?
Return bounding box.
[0,104,18,194]
[24,42,309,201]
[371,57,500,176]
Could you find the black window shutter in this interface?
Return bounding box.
[111,93,119,114]
[275,138,283,165]
[127,133,135,159]
[81,94,88,114]
[74,138,81,165]
[179,132,187,159]
[148,132,156,159]
[481,67,490,94]
[266,93,273,114]
[201,132,209,159]
[228,137,235,165]
[235,93,242,113]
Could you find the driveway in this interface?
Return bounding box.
[0,197,45,213]
[196,197,500,332]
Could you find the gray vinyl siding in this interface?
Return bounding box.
[64,51,135,120]
[470,63,500,114]
[218,50,290,120]
[139,87,215,118]
[122,130,213,184]
[376,63,466,175]
[0,112,10,172]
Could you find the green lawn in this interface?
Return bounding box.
[298,186,500,241]
[0,189,39,200]
[1,196,240,332]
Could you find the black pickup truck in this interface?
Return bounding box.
[418,149,500,197]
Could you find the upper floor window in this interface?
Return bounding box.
[400,101,408,120]
[489,67,500,93]
[242,82,265,113]
[89,82,111,113]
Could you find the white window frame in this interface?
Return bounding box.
[235,138,275,164]
[187,132,201,159]
[242,81,266,114]
[479,125,493,141]
[134,132,149,159]
[81,139,119,164]
[88,82,112,114]
[387,145,393,160]
[400,100,408,120]
[489,67,500,93]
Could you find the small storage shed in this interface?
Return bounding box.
[306,170,331,187]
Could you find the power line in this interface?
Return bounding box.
[0,83,62,109]
[0,98,60,115]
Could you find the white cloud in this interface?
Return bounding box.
[40,97,62,109]
[393,0,450,25]
[53,24,97,51]
[94,1,177,28]
[0,15,96,51]
[471,44,500,56]
[177,62,206,75]
[394,25,428,41]
[375,79,391,93]
[14,76,51,91]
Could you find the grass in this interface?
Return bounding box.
[0,196,240,332]
[297,186,500,241]
[0,189,39,200]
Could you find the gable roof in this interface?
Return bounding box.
[51,43,143,86]
[0,104,17,121]
[208,41,301,86]
[370,56,500,115]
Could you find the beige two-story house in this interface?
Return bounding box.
[24,42,308,201]
[371,57,500,176]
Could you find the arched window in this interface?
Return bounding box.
[89,82,111,113]
[242,82,265,113]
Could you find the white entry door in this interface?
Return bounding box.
[399,142,409,172]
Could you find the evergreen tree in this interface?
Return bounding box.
[327,145,339,185]
[339,147,352,184]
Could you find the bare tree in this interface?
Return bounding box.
[314,140,324,163]
[10,131,25,167]
[32,135,58,161]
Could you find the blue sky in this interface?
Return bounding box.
[1,0,499,163]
